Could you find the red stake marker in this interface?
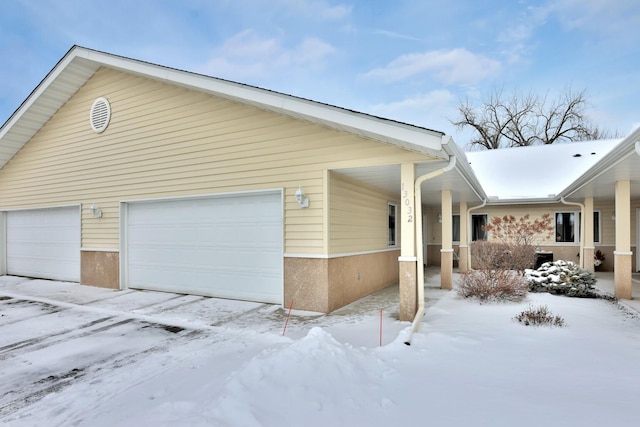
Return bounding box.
[379,308,383,346]
[283,300,294,336]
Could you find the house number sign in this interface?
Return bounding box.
[401,182,413,223]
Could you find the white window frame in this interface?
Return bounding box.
[577,211,602,243]
[556,211,601,244]
[593,211,601,244]
[471,213,488,241]
[555,211,578,243]
[452,214,461,243]
[388,202,397,248]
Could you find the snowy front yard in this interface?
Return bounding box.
[1,275,639,426]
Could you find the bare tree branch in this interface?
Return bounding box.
[450,87,619,150]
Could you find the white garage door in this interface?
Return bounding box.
[6,207,81,282]
[125,191,283,303]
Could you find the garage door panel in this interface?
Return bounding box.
[126,192,283,304]
[6,207,80,282]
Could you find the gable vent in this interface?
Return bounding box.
[90,97,111,133]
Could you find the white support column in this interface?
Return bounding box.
[583,197,595,272]
[458,201,468,273]
[441,189,453,289]
[614,180,632,299]
[399,163,417,321]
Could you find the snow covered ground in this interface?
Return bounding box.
[1,271,639,427]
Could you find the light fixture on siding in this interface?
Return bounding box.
[612,212,616,221]
[295,186,309,208]
[437,213,442,223]
[90,204,103,218]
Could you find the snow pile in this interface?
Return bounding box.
[203,327,396,426]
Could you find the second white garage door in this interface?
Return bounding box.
[124,191,283,304]
[6,206,80,282]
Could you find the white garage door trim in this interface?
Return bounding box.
[121,190,284,304]
[3,206,81,282]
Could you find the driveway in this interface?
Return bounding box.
[0,275,412,423]
[2,269,636,425]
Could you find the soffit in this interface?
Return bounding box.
[559,130,640,202]
[334,159,485,207]
[0,58,100,166]
[560,151,640,201]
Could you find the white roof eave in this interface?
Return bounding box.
[485,196,561,206]
[76,47,447,157]
[558,128,640,199]
[0,46,448,170]
[441,136,487,201]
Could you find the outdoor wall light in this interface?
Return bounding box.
[437,213,442,223]
[90,203,103,218]
[295,186,310,208]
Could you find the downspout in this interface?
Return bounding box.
[560,197,585,268]
[465,199,488,271]
[405,155,456,345]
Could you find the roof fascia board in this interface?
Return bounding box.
[74,47,446,157]
[0,47,82,139]
[441,136,487,201]
[558,128,640,199]
[485,197,561,205]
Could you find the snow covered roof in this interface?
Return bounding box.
[466,139,623,202]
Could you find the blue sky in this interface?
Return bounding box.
[1,0,639,146]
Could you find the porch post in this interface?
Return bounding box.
[583,197,595,271]
[614,180,632,299]
[458,201,469,273]
[399,163,417,321]
[441,189,453,289]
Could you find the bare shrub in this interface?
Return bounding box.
[457,269,529,302]
[470,241,536,271]
[461,214,554,304]
[514,304,565,327]
[484,214,554,246]
[479,214,554,272]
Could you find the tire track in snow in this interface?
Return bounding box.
[0,324,203,418]
[0,317,134,361]
[0,315,115,355]
[0,298,66,326]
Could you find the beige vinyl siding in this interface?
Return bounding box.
[429,204,565,245]
[632,200,640,247]
[429,202,633,247]
[596,200,640,246]
[329,172,399,254]
[483,205,561,245]
[594,202,615,246]
[0,67,432,254]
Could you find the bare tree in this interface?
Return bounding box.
[451,88,619,150]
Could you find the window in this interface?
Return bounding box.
[576,211,602,243]
[450,214,484,242]
[452,214,461,242]
[593,211,601,243]
[556,211,601,243]
[471,214,488,241]
[555,212,576,242]
[388,203,397,247]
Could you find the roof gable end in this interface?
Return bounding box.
[0,46,447,170]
